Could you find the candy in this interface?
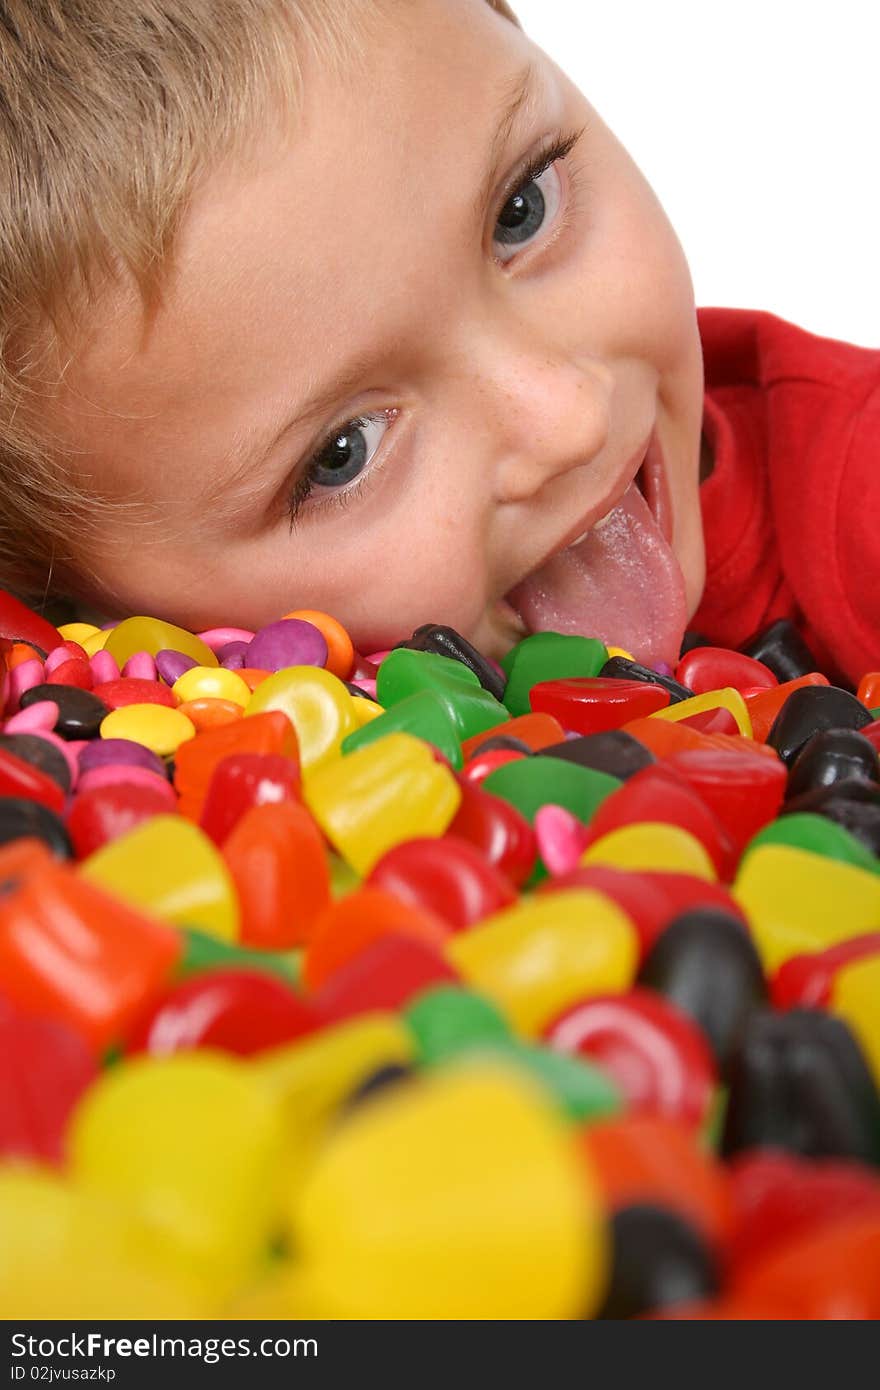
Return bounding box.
[1,590,879,1319]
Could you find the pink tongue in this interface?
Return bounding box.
[505,481,688,669]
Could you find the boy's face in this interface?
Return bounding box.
[52,0,705,666]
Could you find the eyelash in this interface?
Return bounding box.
[285,126,587,531]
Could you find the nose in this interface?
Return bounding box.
[474,343,614,506]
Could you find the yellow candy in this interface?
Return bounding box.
[649,686,753,739]
[80,627,113,656]
[348,694,386,728]
[734,844,880,973]
[246,665,357,771]
[581,821,717,880]
[605,646,635,661]
[57,621,101,645]
[831,954,880,1085]
[81,813,239,940]
[104,615,219,670]
[304,731,461,876]
[287,1063,603,1319]
[0,1165,211,1317]
[100,702,196,756]
[172,664,252,708]
[69,1052,284,1299]
[447,889,638,1036]
[257,1012,414,1184]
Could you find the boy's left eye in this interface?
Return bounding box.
[492,129,583,263]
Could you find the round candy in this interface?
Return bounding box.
[247,619,329,674]
[19,684,109,740]
[99,704,196,757]
[171,665,252,708]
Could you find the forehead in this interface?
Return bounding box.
[54,0,542,520]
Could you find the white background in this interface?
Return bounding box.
[512,0,879,348]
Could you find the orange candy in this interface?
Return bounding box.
[236,668,272,693]
[742,673,830,744]
[856,672,880,709]
[459,713,565,760]
[173,710,299,815]
[5,642,44,671]
[579,1115,733,1250]
[176,698,244,732]
[222,801,331,949]
[303,887,451,991]
[280,609,355,681]
[734,1215,880,1318]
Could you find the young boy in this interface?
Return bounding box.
[1,0,878,687]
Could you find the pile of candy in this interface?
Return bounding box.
[1,586,879,1319]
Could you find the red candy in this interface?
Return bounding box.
[312,934,459,1025]
[0,1000,98,1164]
[65,782,177,859]
[222,800,331,949]
[126,968,319,1057]
[0,745,65,814]
[92,677,177,709]
[674,646,778,694]
[199,751,302,846]
[446,774,537,888]
[367,834,516,930]
[530,676,670,734]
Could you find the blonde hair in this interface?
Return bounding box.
[0,0,518,611]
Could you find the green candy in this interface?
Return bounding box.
[377,648,480,705]
[178,927,299,983]
[483,755,620,825]
[405,985,512,1065]
[743,812,880,876]
[341,689,464,768]
[504,1041,622,1123]
[501,632,607,716]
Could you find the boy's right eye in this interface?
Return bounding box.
[492,127,583,263]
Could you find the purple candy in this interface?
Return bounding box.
[247,619,328,673]
[218,641,251,670]
[155,649,199,686]
[77,737,168,780]
[651,660,675,678]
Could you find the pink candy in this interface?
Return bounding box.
[75,764,177,806]
[349,677,378,700]
[3,700,59,734]
[122,651,157,681]
[5,657,45,715]
[197,626,256,653]
[90,649,121,683]
[533,803,590,877]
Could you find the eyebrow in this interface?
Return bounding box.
[226,60,542,490]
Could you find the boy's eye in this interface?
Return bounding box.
[305,413,387,490]
[493,161,563,261]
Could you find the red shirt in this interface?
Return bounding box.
[693,306,880,688]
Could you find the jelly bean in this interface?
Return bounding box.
[92,675,177,709]
[0,797,73,857]
[600,654,693,703]
[648,686,752,739]
[2,699,58,734]
[831,953,880,1086]
[342,689,463,768]
[663,745,787,858]
[742,671,831,743]
[545,988,716,1129]
[404,984,512,1065]
[6,658,46,713]
[767,684,873,766]
[0,744,65,814]
[46,656,93,690]
[581,1116,733,1247]
[0,839,180,1048]
[722,1010,880,1164]
[287,1064,601,1319]
[58,621,101,646]
[346,677,378,701]
[675,645,777,695]
[246,665,356,772]
[155,648,198,685]
[534,803,590,876]
[303,887,451,991]
[126,968,319,1056]
[0,732,70,793]
[81,813,240,941]
[637,908,765,1071]
[742,618,822,684]
[65,781,177,858]
[483,756,620,826]
[447,889,638,1036]
[733,1213,880,1318]
[584,764,735,880]
[771,932,880,1010]
[785,727,880,800]
[79,628,113,657]
[447,774,537,888]
[312,933,459,1025]
[4,642,45,670]
[256,1012,415,1183]
[366,834,516,929]
[744,811,880,876]
[88,648,120,683]
[104,616,218,670]
[536,728,655,781]
[304,732,461,876]
[281,610,354,681]
[222,800,330,949]
[396,623,507,702]
[0,1006,98,1164]
[121,650,158,681]
[247,618,329,673]
[460,714,563,761]
[100,701,195,756]
[581,822,717,880]
[199,750,301,846]
[69,1051,284,1297]
[734,843,880,972]
[0,589,63,653]
[727,1150,880,1271]
[597,1205,720,1319]
[530,676,670,734]
[857,672,880,709]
